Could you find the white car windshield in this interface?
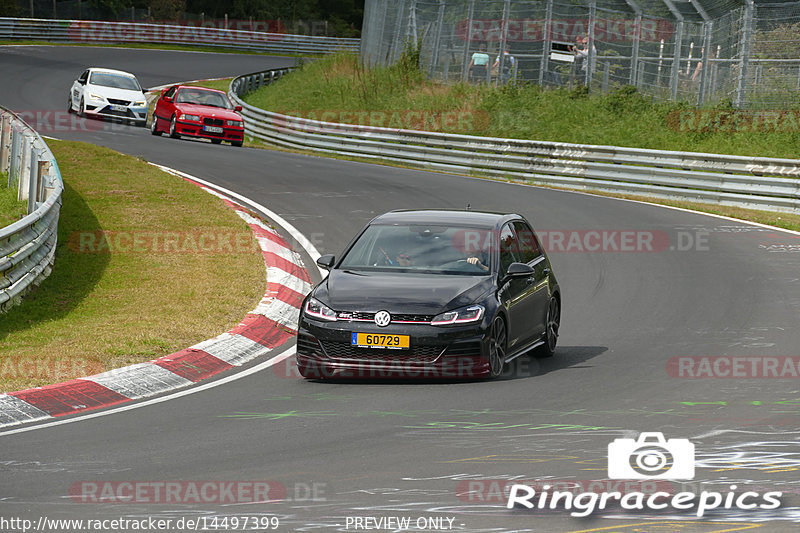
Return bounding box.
[338,224,494,275]
[89,72,141,91]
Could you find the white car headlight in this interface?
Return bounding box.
[431,304,484,326]
[180,114,201,121]
[304,298,337,321]
[133,100,147,107]
[226,120,242,127]
[88,93,104,100]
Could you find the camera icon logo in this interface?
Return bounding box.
[608,432,695,480]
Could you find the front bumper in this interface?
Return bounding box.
[85,100,147,122]
[175,120,244,142]
[296,316,492,379]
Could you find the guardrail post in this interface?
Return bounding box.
[18,136,32,203]
[0,114,10,174]
[9,127,21,188]
[587,0,597,89]
[27,146,40,214]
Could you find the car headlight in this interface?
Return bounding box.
[304,298,337,321]
[226,120,242,127]
[431,304,485,326]
[133,100,147,107]
[88,93,104,100]
[180,114,201,121]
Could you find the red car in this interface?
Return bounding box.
[151,85,244,147]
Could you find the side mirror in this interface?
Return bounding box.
[234,105,242,112]
[316,254,335,270]
[78,79,86,85]
[505,262,534,279]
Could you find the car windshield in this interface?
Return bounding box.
[89,72,141,91]
[175,88,232,109]
[338,224,495,275]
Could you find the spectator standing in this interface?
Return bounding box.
[492,50,516,84]
[468,44,490,82]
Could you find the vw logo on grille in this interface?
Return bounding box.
[374,310,392,327]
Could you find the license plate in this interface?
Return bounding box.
[110,104,127,112]
[204,126,223,133]
[351,333,409,349]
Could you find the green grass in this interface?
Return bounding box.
[243,52,800,160]
[0,140,265,393]
[0,172,27,226]
[187,77,234,92]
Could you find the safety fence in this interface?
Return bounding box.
[0,106,63,312]
[0,17,360,55]
[230,67,800,214]
[361,0,800,110]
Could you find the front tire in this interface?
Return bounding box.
[150,115,161,135]
[169,115,179,138]
[77,97,85,117]
[535,296,560,358]
[67,97,74,114]
[210,138,222,144]
[231,140,243,147]
[486,316,507,378]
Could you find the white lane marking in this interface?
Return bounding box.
[149,163,325,276]
[0,348,295,438]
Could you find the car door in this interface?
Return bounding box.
[72,69,89,109]
[154,86,177,126]
[512,220,550,343]
[496,222,534,352]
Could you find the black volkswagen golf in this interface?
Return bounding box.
[296,210,560,380]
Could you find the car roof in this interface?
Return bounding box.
[370,209,522,229]
[88,67,138,78]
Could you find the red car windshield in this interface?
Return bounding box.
[175,88,232,109]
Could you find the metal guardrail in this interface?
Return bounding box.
[0,17,360,55]
[0,106,63,312]
[230,67,800,214]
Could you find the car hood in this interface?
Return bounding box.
[173,103,242,120]
[86,84,145,101]
[315,269,494,315]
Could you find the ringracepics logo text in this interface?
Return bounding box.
[506,432,782,517]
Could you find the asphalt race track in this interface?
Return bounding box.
[2,45,800,532]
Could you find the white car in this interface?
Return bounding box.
[68,67,148,125]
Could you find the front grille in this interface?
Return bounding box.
[204,117,224,126]
[297,334,323,356]
[107,98,130,106]
[100,106,133,117]
[320,341,443,363]
[338,311,434,324]
[443,341,483,357]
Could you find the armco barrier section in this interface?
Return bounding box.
[0,17,359,55]
[0,106,63,312]
[230,68,800,214]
